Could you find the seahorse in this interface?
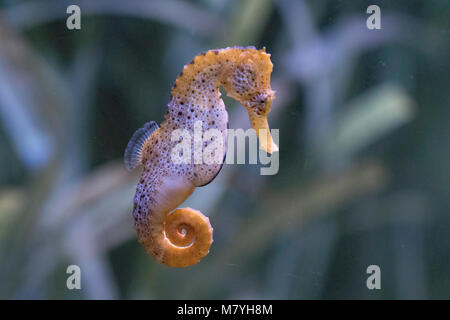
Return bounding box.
[124,46,278,267]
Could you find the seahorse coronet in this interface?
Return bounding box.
[126,47,276,268]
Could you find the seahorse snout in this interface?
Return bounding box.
[245,91,278,154]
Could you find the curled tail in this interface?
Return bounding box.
[136,196,214,268]
[151,207,213,267]
[126,122,213,267]
[133,174,214,268]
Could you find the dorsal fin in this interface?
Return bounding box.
[124,121,159,171]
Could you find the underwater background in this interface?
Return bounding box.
[0,0,449,299]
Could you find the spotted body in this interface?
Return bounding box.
[125,47,277,267]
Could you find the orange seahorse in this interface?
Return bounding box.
[124,46,278,267]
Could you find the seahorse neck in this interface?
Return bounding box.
[171,67,224,112]
[168,49,245,119]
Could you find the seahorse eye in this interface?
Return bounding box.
[253,93,268,106]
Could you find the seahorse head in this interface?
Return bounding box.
[221,47,278,153]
